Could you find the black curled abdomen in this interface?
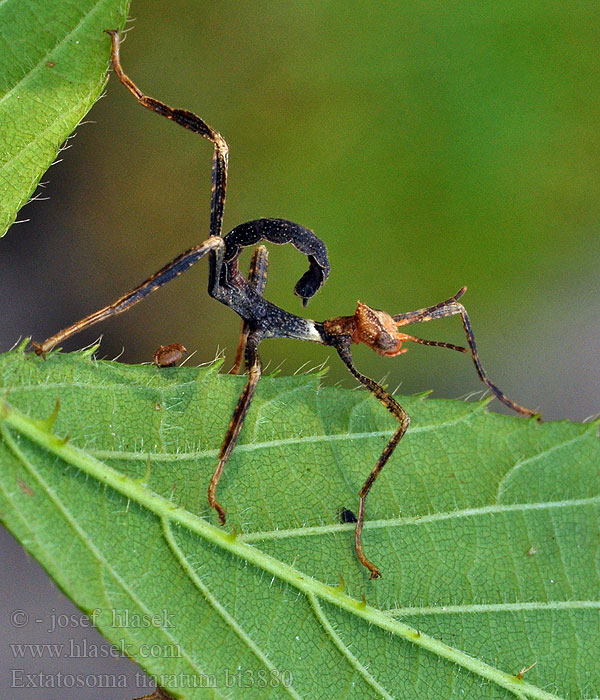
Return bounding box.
[223,218,330,306]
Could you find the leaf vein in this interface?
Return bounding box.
[307,592,394,700]
[0,398,574,700]
[240,497,600,542]
[496,430,594,500]
[386,600,600,617]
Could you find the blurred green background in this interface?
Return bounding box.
[1,0,598,420]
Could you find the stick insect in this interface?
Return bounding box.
[33,30,537,579]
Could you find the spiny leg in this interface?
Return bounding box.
[336,345,410,579]
[392,287,468,325]
[229,245,268,374]
[209,334,263,524]
[33,237,224,356]
[394,287,537,417]
[105,30,229,243]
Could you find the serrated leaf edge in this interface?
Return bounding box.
[0,397,567,700]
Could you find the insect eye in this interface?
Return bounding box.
[373,329,400,353]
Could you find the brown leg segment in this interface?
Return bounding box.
[336,345,410,579]
[209,337,263,523]
[229,245,269,375]
[34,30,233,358]
[105,30,229,241]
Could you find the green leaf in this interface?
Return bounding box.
[0,0,130,236]
[0,347,598,699]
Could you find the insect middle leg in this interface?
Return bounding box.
[209,333,263,524]
[335,344,409,579]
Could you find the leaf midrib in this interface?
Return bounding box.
[162,518,303,700]
[0,419,226,698]
[46,405,485,460]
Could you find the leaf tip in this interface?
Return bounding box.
[587,414,600,428]
[205,356,226,373]
[308,361,330,379]
[15,337,31,353]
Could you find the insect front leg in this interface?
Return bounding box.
[34,30,236,358]
[208,333,263,524]
[394,287,537,417]
[336,345,410,579]
[105,30,232,305]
